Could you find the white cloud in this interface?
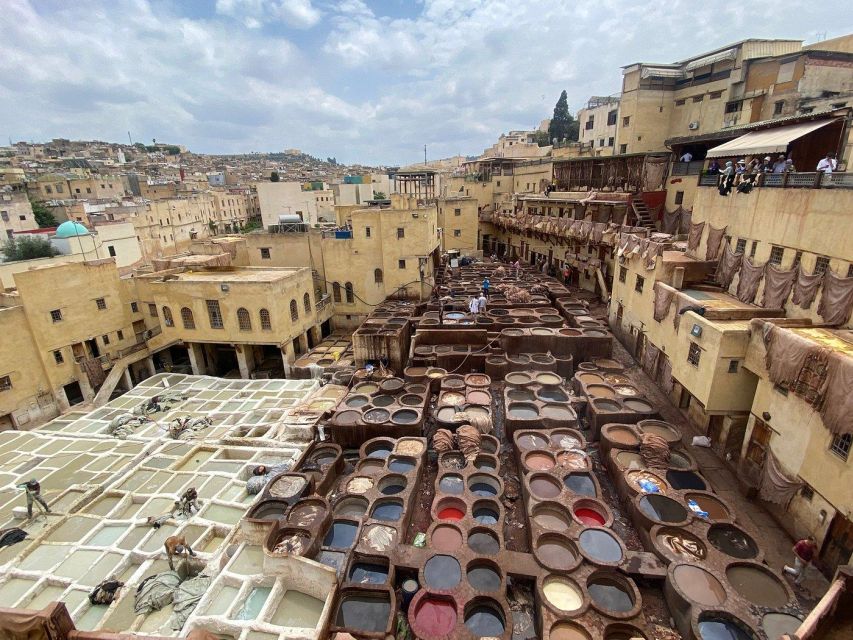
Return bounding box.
[215,0,321,29]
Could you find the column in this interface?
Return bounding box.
[236,347,251,380]
[145,356,157,377]
[122,368,133,391]
[298,333,310,355]
[187,343,204,376]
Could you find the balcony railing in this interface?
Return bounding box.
[671,161,705,176]
[698,171,853,190]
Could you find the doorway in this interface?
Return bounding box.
[821,513,853,578]
[63,381,84,405]
[85,339,100,358]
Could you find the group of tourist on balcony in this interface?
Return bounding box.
[708,152,838,196]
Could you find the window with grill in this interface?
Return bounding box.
[397,228,405,239]
[619,267,627,283]
[117,330,124,341]
[768,246,784,265]
[374,268,383,284]
[454,229,461,237]
[148,303,157,318]
[622,116,630,126]
[365,227,371,238]
[398,259,406,269]
[290,300,299,321]
[709,91,723,99]
[728,360,739,373]
[674,191,684,205]
[259,308,272,331]
[53,350,64,365]
[260,247,271,259]
[50,309,62,323]
[607,110,617,125]
[749,241,758,258]
[303,293,311,313]
[162,306,174,327]
[238,307,252,330]
[675,99,686,106]
[345,282,354,304]
[773,100,784,115]
[635,275,645,293]
[206,300,223,328]
[692,95,703,103]
[333,283,341,302]
[814,256,830,275]
[830,433,852,461]
[454,208,461,216]
[0,376,10,392]
[608,137,614,146]
[735,238,747,254]
[102,334,110,345]
[181,307,195,329]
[95,297,106,310]
[687,342,701,366]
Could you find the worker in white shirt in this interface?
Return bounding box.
[468,296,479,315]
[680,151,693,163]
[817,153,837,174]
[478,292,487,314]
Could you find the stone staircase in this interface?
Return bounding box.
[631,197,657,230]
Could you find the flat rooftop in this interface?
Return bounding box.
[793,327,853,357]
[150,267,305,283]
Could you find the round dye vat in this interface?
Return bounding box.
[324,521,358,548]
[587,575,635,613]
[345,395,370,408]
[669,451,693,469]
[473,455,497,472]
[517,433,548,450]
[480,436,499,454]
[464,601,505,637]
[529,475,562,499]
[708,525,758,559]
[388,457,416,473]
[761,613,802,639]
[524,451,556,471]
[543,404,574,420]
[655,528,706,561]
[586,384,616,399]
[371,501,403,521]
[413,597,457,636]
[505,372,532,386]
[468,531,499,555]
[334,410,361,425]
[536,537,577,571]
[407,384,428,395]
[579,529,623,564]
[466,374,491,387]
[349,562,388,584]
[440,392,466,406]
[613,384,639,397]
[357,459,385,474]
[602,425,640,447]
[466,390,492,405]
[577,372,605,385]
[439,474,464,495]
[575,507,606,526]
[507,389,535,402]
[615,451,646,470]
[550,622,592,640]
[335,496,368,517]
[551,431,583,449]
[627,470,667,494]
[377,476,406,495]
[365,441,393,459]
[725,564,789,607]
[697,618,756,640]
[508,403,539,419]
[666,470,707,490]
[391,409,419,424]
[431,525,463,552]
[346,477,374,494]
[353,382,379,394]
[469,475,500,497]
[468,563,501,591]
[363,408,391,423]
[594,399,622,412]
[639,420,681,443]
[436,407,462,423]
[536,372,563,385]
[557,451,588,471]
[542,575,583,612]
[623,398,653,412]
[685,493,730,521]
[533,506,571,532]
[424,554,461,589]
[563,473,597,497]
[437,507,465,521]
[380,378,404,393]
[673,565,727,606]
[441,452,465,469]
[399,394,423,407]
[288,501,326,527]
[269,475,307,498]
[473,504,499,525]
[638,494,688,523]
[538,387,568,402]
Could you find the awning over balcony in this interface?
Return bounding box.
[684,48,737,71]
[705,119,838,158]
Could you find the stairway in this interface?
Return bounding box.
[631,197,657,230]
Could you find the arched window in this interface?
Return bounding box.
[237,307,252,331]
[332,282,341,302]
[162,306,174,327]
[374,268,383,284]
[180,307,195,329]
[259,308,272,331]
[290,299,299,321]
[345,282,354,303]
[303,292,311,313]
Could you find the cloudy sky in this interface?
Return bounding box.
[0,1,847,165]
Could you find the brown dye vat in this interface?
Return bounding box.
[435,406,464,424]
[638,420,682,445]
[390,409,420,425]
[685,492,730,521]
[556,451,588,471]
[535,534,579,571]
[542,404,574,420]
[505,372,533,385]
[603,623,649,640]
[672,564,727,606]
[440,452,465,469]
[623,398,653,413]
[601,424,641,447]
[550,622,592,640]
[761,613,803,639]
[405,366,428,378]
[725,564,790,608]
[524,451,556,471]
[335,410,362,425]
[379,378,405,393]
[480,435,500,454]
[353,382,380,394]
[586,384,616,399]
[535,372,563,385]
[395,439,425,456]
[473,454,498,472]
[708,524,758,559]
[550,430,584,449]
[440,391,466,406]
[430,524,463,552]
[604,373,631,385]
[465,373,491,387]
[655,527,707,561]
[287,498,328,528]
[529,474,563,500]
[559,329,583,337]
[614,451,645,470]
[269,474,309,499]
[442,375,465,389]
[508,403,540,419]
[335,496,369,517]
[466,390,492,405]
[532,504,572,532]
[613,384,640,397]
[516,432,549,450]
[357,459,385,474]
[577,362,599,372]
[346,477,375,494]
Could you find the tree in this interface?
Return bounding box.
[2,236,60,262]
[29,198,57,228]
[533,130,551,147]
[548,90,579,143]
[373,191,387,200]
[270,171,280,182]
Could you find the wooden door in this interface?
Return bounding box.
[821,513,853,578]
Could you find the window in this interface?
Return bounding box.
[619,267,627,283]
[635,275,645,293]
[397,228,405,239]
[749,241,757,258]
[45,186,52,194]
[619,144,628,154]
[773,100,784,115]
[0,375,10,392]
[687,342,701,366]
[728,360,739,373]
[345,282,354,304]
[180,307,195,329]
[692,95,703,103]
[102,334,110,345]
[107,246,116,257]
[607,110,617,126]
[674,191,684,205]
[814,256,830,275]
[768,246,784,265]
[735,238,747,254]
[585,115,594,130]
[365,227,371,238]
[616,303,623,323]
[333,282,341,302]
[800,485,814,501]
[75,188,81,194]
[599,138,605,147]
[496,180,500,187]
[608,137,614,146]
[398,259,406,269]
[50,309,62,323]
[622,116,630,126]
[792,251,803,269]
[19,215,26,221]
[725,101,742,114]
[259,308,272,331]
[288,299,299,321]
[131,302,139,313]
[774,383,789,396]
[148,304,157,318]
[260,247,271,259]
[162,306,174,327]
[238,307,252,330]
[0,211,7,221]
[830,433,852,461]
[374,268,383,284]
[848,264,853,278]
[206,300,223,329]
[709,91,723,99]
[454,229,461,237]
[117,330,123,340]
[53,350,64,365]
[95,298,106,310]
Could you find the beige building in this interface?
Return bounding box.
[132,194,216,258]
[256,181,333,227]
[436,195,478,253]
[0,186,37,243]
[577,96,620,156]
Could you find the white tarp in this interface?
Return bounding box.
[705,119,837,158]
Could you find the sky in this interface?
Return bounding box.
[0,0,849,166]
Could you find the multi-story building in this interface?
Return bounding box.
[0,185,37,243]
[436,195,478,252]
[132,194,216,258]
[577,96,620,156]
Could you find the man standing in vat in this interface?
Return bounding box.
[783,535,817,586]
[17,479,51,519]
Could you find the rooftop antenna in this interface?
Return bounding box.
[127,131,133,145]
[424,144,427,166]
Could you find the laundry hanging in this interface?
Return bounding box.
[791,266,822,310]
[758,450,803,507]
[761,264,796,309]
[653,282,675,322]
[705,225,727,261]
[819,350,853,435]
[736,257,765,304]
[817,270,853,326]
[715,244,743,289]
[687,221,705,251]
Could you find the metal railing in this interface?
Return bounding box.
[671,161,705,176]
[697,171,853,190]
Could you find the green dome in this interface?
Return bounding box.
[55,221,90,238]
